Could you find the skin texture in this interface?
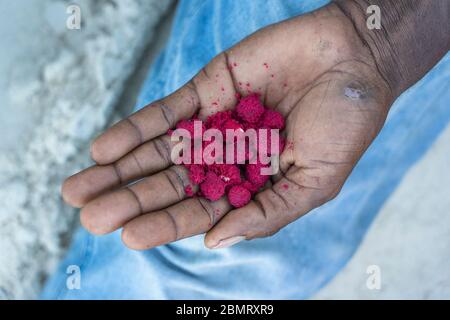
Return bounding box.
[335,0,450,96]
[62,3,446,250]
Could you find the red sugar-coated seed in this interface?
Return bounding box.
[206,110,233,130]
[188,164,206,184]
[240,180,261,194]
[228,185,251,208]
[210,164,241,186]
[236,94,265,124]
[245,163,270,189]
[222,118,244,134]
[173,93,286,205]
[261,109,285,130]
[176,119,205,139]
[200,172,226,201]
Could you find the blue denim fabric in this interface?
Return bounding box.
[41,0,450,299]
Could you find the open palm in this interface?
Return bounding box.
[63,4,393,250]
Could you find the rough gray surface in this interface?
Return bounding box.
[314,123,450,299]
[0,0,172,299]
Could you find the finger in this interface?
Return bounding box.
[90,49,245,166]
[204,166,340,249]
[62,135,175,208]
[80,166,195,235]
[91,83,200,165]
[122,196,231,250]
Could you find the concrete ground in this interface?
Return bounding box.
[314,122,450,299]
[0,0,174,299]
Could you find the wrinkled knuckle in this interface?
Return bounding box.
[253,198,270,222]
[153,137,172,165]
[167,166,190,198]
[157,102,176,129]
[163,170,183,200]
[197,197,215,226]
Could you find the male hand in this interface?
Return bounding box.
[62,4,396,249]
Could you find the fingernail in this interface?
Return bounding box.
[211,236,245,249]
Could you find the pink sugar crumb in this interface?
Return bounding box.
[236,94,265,124]
[240,180,261,194]
[200,172,226,201]
[281,183,289,190]
[211,164,241,186]
[176,119,205,139]
[188,164,206,184]
[206,110,233,130]
[222,118,244,135]
[261,109,285,129]
[185,185,195,197]
[245,163,270,189]
[228,185,251,208]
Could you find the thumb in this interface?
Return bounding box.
[204,166,340,249]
